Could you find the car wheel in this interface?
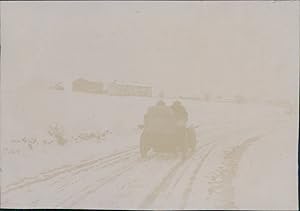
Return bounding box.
[140,132,150,158]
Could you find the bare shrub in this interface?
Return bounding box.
[76,129,111,143]
[48,123,67,145]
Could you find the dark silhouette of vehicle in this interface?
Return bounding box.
[140,101,197,159]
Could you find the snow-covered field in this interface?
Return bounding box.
[1,90,298,209]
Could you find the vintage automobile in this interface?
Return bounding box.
[139,104,197,159]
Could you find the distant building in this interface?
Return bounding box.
[107,81,152,97]
[49,82,64,91]
[72,78,104,94]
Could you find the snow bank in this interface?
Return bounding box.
[232,119,298,210]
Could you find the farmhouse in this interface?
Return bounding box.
[72,78,104,94]
[107,81,152,97]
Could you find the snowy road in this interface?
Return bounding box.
[2,113,291,209]
[1,94,297,209]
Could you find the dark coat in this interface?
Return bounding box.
[144,104,176,133]
[171,103,188,122]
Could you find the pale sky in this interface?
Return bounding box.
[1,1,299,100]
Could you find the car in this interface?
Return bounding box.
[140,124,197,159]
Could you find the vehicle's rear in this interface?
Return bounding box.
[140,105,191,157]
[143,105,176,133]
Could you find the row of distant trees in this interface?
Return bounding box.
[159,91,247,104]
[193,94,247,104]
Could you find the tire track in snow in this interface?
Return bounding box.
[3,146,138,194]
[139,124,268,209]
[138,141,215,209]
[52,148,139,190]
[61,155,154,207]
[137,124,236,209]
[180,144,216,209]
[205,135,263,209]
[24,149,142,207]
[138,160,185,209]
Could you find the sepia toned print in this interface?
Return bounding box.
[0,1,299,210]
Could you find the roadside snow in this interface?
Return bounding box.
[2,132,140,186]
[1,89,297,209]
[232,118,298,210]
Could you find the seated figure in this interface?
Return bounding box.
[170,100,188,128]
[144,100,176,134]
